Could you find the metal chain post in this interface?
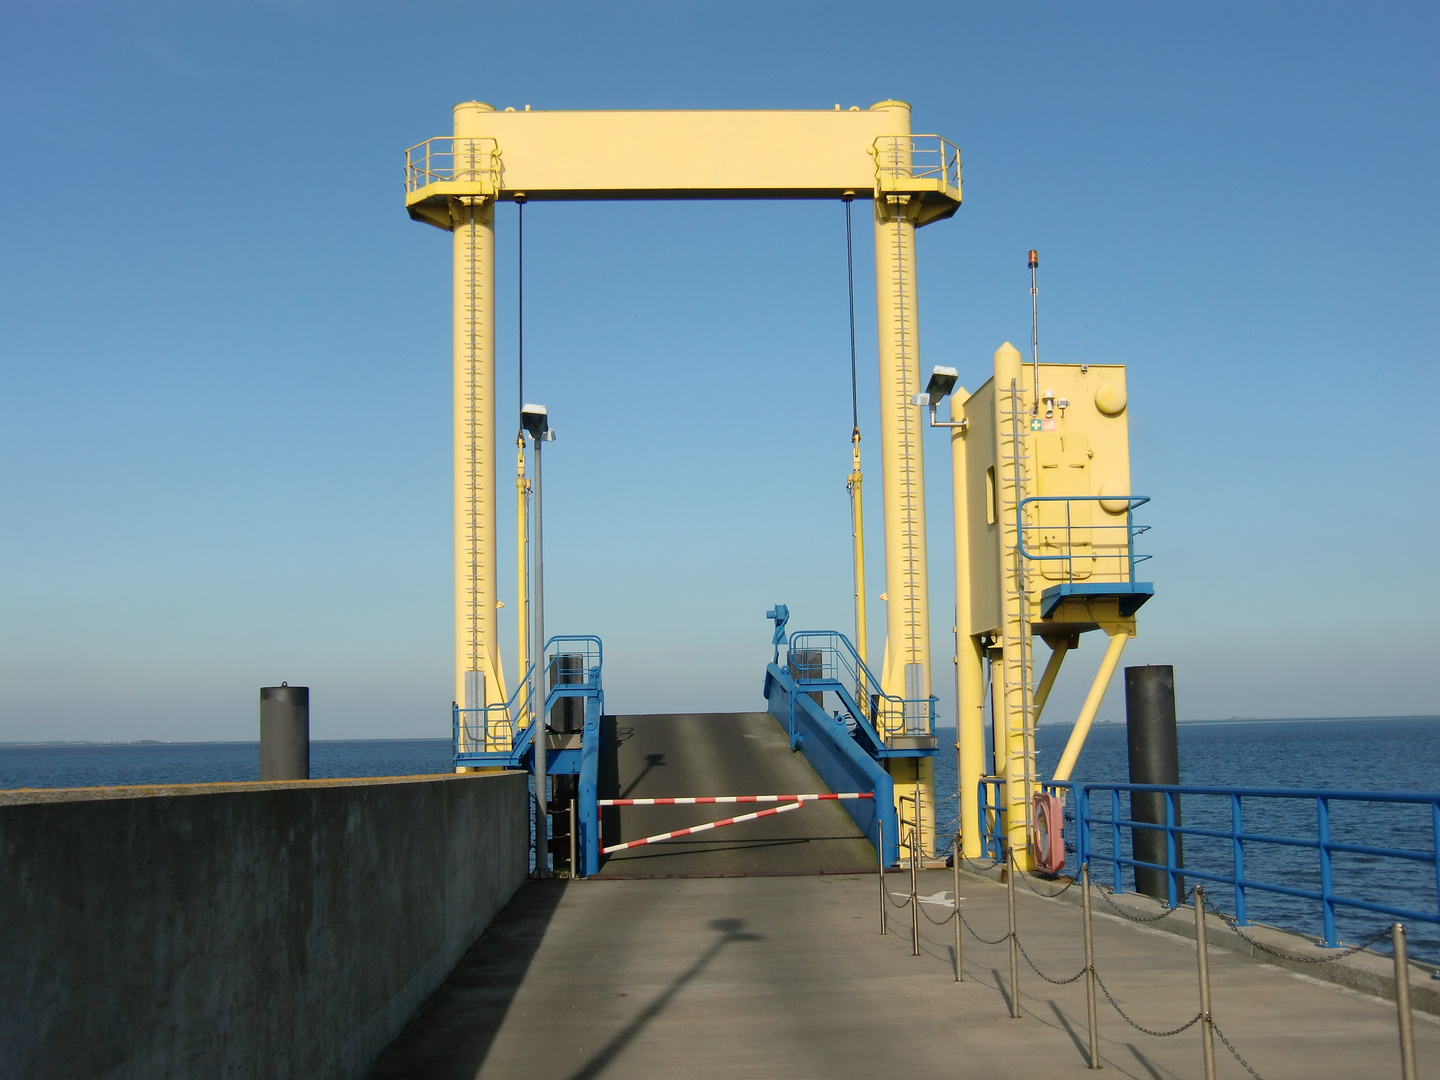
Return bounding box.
[1083,864,1101,1069]
[1007,844,1021,1018]
[910,826,921,957]
[953,833,963,982]
[1194,885,1216,1080]
[1393,923,1417,1080]
[569,800,578,879]
[878,823,887,935]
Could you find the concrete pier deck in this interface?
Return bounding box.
[368,868,1438,1079]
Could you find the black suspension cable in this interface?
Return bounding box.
[844,196,859,435]
[517,197,525,428]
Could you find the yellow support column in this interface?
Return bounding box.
[992,341,1036,867]
[848,429,869,696]
[871,99,934,859]
[951,391,987,859]
[451,102,500,733]
[515,435,530,740]
[1052,626,1130,782]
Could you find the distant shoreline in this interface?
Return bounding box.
[0,737,452,748]
[2,715,1437,747]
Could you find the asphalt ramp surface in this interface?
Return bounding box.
[595,712,877,877]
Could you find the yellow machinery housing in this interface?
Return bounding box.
[951,344,1148,866]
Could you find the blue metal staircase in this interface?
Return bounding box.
[453,635,605,877]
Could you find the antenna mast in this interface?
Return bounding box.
[1029,249,1040,411]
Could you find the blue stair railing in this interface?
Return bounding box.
[453,635,604,766]
[786,629,937,750]
[1017,495,1154,617]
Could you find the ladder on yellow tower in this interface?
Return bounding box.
[998,379,1037,865]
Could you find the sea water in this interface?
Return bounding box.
[930,717,1440,961]
[3,718,1437,958]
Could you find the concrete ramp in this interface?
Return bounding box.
[596,712,877,877]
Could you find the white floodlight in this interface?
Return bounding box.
[912,367,967,431]
[925,366,959,404]
[520,403,550,440]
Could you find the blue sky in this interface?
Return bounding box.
[1,2,1435,741]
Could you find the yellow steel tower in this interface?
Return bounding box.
[405,102,962,850]
[949,343,1149,867]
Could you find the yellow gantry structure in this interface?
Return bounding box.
[405,101,961,852]
[950,344,1142,867]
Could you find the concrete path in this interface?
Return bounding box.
[595,713,876,877]
[368,869,1439,1079]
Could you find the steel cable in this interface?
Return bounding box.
[1093,884,1196,922]
[843,196,858,434]
[959,911,1012,946]
[1092,969,1203,1038]
[516,199,524,424]
[1202,895,1392,963]
[919,901,957,926]
[1212,1021,1266,1080]
[1017,871,1077,898]
[961,855,1004,872]
[1013,935,1087,985]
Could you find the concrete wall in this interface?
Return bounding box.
[0,771,529,1080]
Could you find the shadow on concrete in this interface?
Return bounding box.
[364,880,568,1080]
[619,753,665,799]
[992,967,1013,1014]
[1048,999,1091,1061]
[564,918,762,1080]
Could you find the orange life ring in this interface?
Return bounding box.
[1031,791,1066,875]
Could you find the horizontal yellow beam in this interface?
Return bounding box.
[406,102,960,225]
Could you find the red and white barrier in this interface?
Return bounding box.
[599,792,872,807]
[601,800,805,854]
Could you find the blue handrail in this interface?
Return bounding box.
[787,629,937,740]
[1016,494,1151,585]
[978,779,1440,951]
[452,634,603,759]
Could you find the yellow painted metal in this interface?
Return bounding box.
[407,106,959,218]
[1031,637,1072,724]
[515,434,531,737]
[992,343,1036,863]
[950,337,1140,866]
[451,102,502,730]
[848,429,869,698]
[407,102,962,834]
[950,390,987,859]
[870,101,936,860]
[1051,628,1130,782]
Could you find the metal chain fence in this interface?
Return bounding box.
[1093,883,1197,922]
[1202,895,1392,964]
[1091,968,1203,1038]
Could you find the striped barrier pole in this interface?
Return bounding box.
[599,792,873,806]
[601,801,804,855]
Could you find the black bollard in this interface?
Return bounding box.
[549,653,585,733]
[260,684,309,781]
[790,649,824,707]
[1125,666,1183,901]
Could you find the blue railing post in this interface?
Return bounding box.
[1165,791,1179,907]
[1126,504,1136,584]
[1077,786,1090,872]
[1065,498,1073,583]
[1317,797,1337,947]
[1111,788,1124,894]
[1432,800,1440,930]
[1231,793,1248,926]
